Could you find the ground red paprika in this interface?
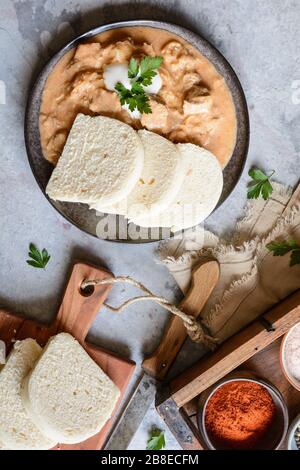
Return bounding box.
[204,380,276,449]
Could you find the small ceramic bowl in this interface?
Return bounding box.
[197,371,289,450]
[287,414,300,450]
[280,323,300,392]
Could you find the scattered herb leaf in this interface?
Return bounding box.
[114,55,163,114]
[291,249,300,266]
[247,168,275,200]
[26,243,51,269]
[146,429,166,451]
[266,239,300,267]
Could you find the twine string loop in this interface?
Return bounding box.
[81,276,217,350]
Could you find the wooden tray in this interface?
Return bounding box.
[0,262,135,450]
[157,290,300,450]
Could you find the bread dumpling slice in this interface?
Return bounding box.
[131,144,223,231]
[46,114,144,206]
[89,198,128,216]
[0,438,10,450]
[91,130,186,219]
[22,333,120,444]
[0,339,57,450]
[126,130,186,219]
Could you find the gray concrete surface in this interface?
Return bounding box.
[0,0,299,450]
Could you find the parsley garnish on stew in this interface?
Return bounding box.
[115,56,163,114]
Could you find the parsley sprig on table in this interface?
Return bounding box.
[247,168,275,200]
[115,56,163,114]
[146,429,166,451]
[26,243,51,269]
[266,239,300,267]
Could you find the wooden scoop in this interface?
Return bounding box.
[142,260,220,380]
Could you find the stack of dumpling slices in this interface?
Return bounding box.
[0,333,120,450]
[46,114,223,232]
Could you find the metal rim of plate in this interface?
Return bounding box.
[24,19,250,244]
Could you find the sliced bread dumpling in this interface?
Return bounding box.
[131,143,223,231]
[46,114,144,206]
[0,440,9,450]
[91,130,186,219]
[126,130,186,219]
[90,199,128,216]
[22,333,120,444]
[0,339,57,450]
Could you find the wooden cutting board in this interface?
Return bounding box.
[0,261,135,450]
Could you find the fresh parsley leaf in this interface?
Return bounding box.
[115,82,131,105]
[266,239,299,255]
[135,93,151,114]
[128,57,139,79]
[26,243,50,269]
[291,249,300,266]
[248,168,270,181]
[146,429,166,451]
[138,56,163,87]
[127,96,137,112]
[260,179,273,200]
[114,55,163,114]
[137,70,157,87]
[131,82,145,95]
[139,56,163,76]
[247,182,263,199]
[247,168,274,200]
[266,239,300,267]
[115,82,151,114]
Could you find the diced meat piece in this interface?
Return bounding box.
[89,89,122,114]
[141,43,156,57]
[162,40,196,72]
[183,96,213,115]
[183,85,213,115]
[105,40,135,63]
[185,85,210,100]
[182,72,202,91]
[161,40,184,59]
[73,43,103,68]
[141,100,169,131]
[159,87,183,109]
[69,71,103,100]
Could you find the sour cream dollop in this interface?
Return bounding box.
[103,62,131,91]
[103,62,162,119]
[143,73,162,95]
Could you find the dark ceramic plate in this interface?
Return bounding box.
[25,20,249,243]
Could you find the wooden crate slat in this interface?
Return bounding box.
[171,290,300,408]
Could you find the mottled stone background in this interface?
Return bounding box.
[0,0,299,449]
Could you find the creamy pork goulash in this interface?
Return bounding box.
[40,27,237,168]
[42,26,237,231]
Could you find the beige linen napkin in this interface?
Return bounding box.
[159,182,300,344]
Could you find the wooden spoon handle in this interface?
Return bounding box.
[142,261,219,380]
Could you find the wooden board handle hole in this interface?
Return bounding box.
[79,283,95,297]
